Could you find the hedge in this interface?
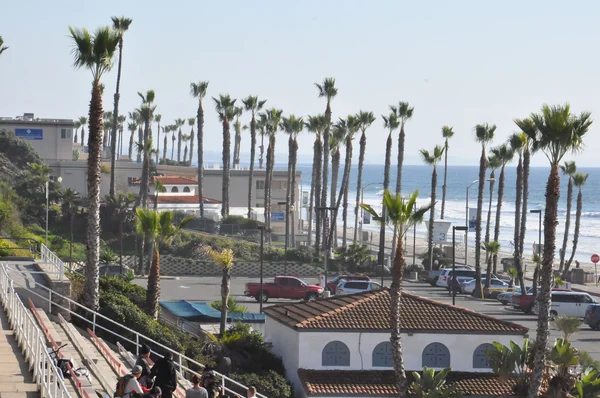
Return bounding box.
[229,371,292,398]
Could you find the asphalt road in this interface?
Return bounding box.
[134,276,600,360]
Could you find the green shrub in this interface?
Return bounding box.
[229,371,292,398]
[210,296,247,313]
[99,276,147,308]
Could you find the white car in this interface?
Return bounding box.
[461,278,508,294]
[436,269,476,288]
[532,291,599,318]
[336,280,382,295]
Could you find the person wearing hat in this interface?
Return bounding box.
[202,371,221,398]
[136,344,153,388]
[124,365,146,397]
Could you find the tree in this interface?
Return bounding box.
[280,115,303,248]
[105,192,135,269]
[74,120,82,144]
[559,161,577,272]
[562,172,589,278]
[516,123,534,297]
[486,339,532,398]
[242,96,267,219]
[354,111,376,243]
[420,146,444,271]
[127,121,137,161]
[515,104,593,397]
[109,16,132,198]
[262,108,283,243]
[162,125,169,161]
[328,120,344,249]
[258,114,267,169]
[509,133,527,292]
[117,115,126,156]
[232,106,243,168]
[440,126,454,220]
[136,209,191,319]
[79,116,88,146]
[213,94,237,217]
[174,118,185,163]
[473,123,496,297]
[0,36,8,56]
[187,118,196,166]
[483,241,500,290]
[484,155,500,267]
[381,108,399,265]
[489,144,513,275]
[340,115,358,247]
[136,90,156,208]
[190,81,209,218]
[305,114,326,252]
[410,367,461,398]
[182,133,191,164]
[102,111,113,149]
[62,188,79,266]
[68,25,119,310]
[154,114,162,164]
[554,316,582,343]
[204,247,234,336]
[170,124,177,160]
[361,190,432,397]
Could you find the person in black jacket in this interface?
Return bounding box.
[136,344,153,388]
[151,351,177,398]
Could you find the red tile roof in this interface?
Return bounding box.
[149,195,221,204]
[297,369,518,397]
[153,176,197,185]
[263,289,528,334]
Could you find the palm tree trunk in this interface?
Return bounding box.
[171,136,175,160]
[138,120,151,208]
[137,126,142,163]
[291,137,299,247]
[83,82,103,311]
[247,116,257,219]
[330,138,352,246]
[219,268,230,337]
[80,126,86,146]
[129,130,134,161]
[233,124,241,167]
[222,119,231,217]
[189,129,195,168]
[162,134,167,161]
[285,136,293,254]
[390,233,408,397]
[427,167,437,271]
[484,170,495,289]
[513,155,525,289]
[321,102,331,252]
[146,246,160,320]
[519,146,531,276]
[259,135,265,169]
[177,128,182,163]
[330,149,340,247]
[380,133,392,266]
[313,137,323,255]
[474,148,486,295]
[265,135,276,244]
[155,124,160,164]
[183,145,188,165]
[197,101,205,218]
[391,126,406,260]
[562,188,582,279]
[308,138,318,247]
[559,177,573,272]
[109,40,124,198]
[492,165,506,274]
[119,126,124,157]
[441,138,449,219]
[528,163,560,398]
[354,131,366,244]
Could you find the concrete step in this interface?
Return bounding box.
[0,383,38,393]
[0,392,40,398]
[0,377,31,384]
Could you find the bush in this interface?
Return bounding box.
[210,297,247,313]
[420,247,452,270]
[332,244,374,273]
[99,276,147,308]
[229,371,292,398]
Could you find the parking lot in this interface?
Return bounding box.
[135,276,600,359]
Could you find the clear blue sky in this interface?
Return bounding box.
[1,0,599,166]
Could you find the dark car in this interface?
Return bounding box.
[326,275,371,294]
[584,304,600,330]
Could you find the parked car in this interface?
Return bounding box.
[244,276,323,302]
[511,287,571,314]
[336,280,382,295]
[326,275,370,294]
[436,269,476,289]
[497,286,532,305]
[584,304,600,330]
[461,278,507,295]
[423,265,473,286]
[531,291,599,319]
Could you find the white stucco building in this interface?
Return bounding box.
[263,290,529,398]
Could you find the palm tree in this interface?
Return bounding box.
[563,172,589,278]
[74,120,82,144]
[161,125,169,161]
[174,118,185,163]
[328,120,344,248]
[170,125,177,161]
[232,106,243,168]
[381,109,399,265]
[242,96,267,219]
[204,248,234,336]
[78,116,88,146]
[440,126,454,219]
[153,180,166,210]
[68,25,119,310]
[519,131,533,286]
[127,121,137,161]
[213,94,237,217]
[136,90,156,208]
[263,108,283,242]
[109,16,132,198]
[105,192,135,271]
[102,111,113,149]
[420,146,444,271]
[509,132,527,291]
[484,155,500,269]
[154,114,162,164]
[553,316,583,343]
[188,118,196,166]
[0,36,8,56]
[305,114,326,252]
[559,161,577,272]
[361,190,432,397]
[190,81,209,217]
[315,78,338,251]
[117,115,126,156]
[483,241,501,290]
[136,209,191,319]
[62,188,79,267]
[182,134,190,164]
[340,115,358,247]
[473,123,496,296]
[515,104,593,397]
[258,115,267,169]
[490,144,513,275]
[354,111,376,244]
[280,115,304,249]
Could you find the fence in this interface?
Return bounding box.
[40,243,65,282]
[0,264,72,398]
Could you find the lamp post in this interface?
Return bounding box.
[530,209,542,257]
[258,225,266,313]
[464,178,495,266]
[359,182,383,245]
[452,225,468,305]
[316,206,335,288]
[46,176,62,245]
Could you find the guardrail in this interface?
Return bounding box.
[0,264,72,398]
[40,243,65,282]
[3,265,266,398]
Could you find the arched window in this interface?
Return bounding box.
[372,342,393,367]
[322,341,350,366]
[183,186,191,193]
[473,343,494,369]
[422,343,450,368]
[171,187,179,193]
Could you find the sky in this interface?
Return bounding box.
[1,0,599,167]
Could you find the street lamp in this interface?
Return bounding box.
[464,178,495,266]
[46,176,62,245]
[257,225,267,313]
[530,209,542,257]
[452,226,468,305]
[316,206,335,288]
[359,182,383,244]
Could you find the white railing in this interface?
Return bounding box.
[3,265,264,398]
[0,264,72,398]
[40,243,65,282]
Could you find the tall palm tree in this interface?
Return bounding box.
[204,248,234,336]
[340,115,358,247]
[109,16,132,198]
[440,126,454,219]
[509,133,527,290]
[484,155,500,254]
[361,190,432,397]
[562,173,589,279]
[153,180,166,210]
[105,192,135,270]
[213,94,237,217]
[281,115,304,248]
[127,121,137,161]
[61,188,78,266]
[74,120,82,144]
[78,116,88,146]
[305,114,326,252]
[170,125,177,161]
[137,90,156,208]
[483,241,501,290]
[354,111,376,244]
[182,134,191,164]
[232,106,243,168]
[187,118,196,167]
[174,118,185,163]
[0,36,8,56]
[263,108,283,242]
[154,114,162,164]
[162,125,169,161]
[68,25,119,310]
[315,78,338,252]
[103,111,113,149]
[381,109,400,265]
[515,104,592,397]
[328,120,344,248]
[117,115,126,156]
[190,81,209,218]
[242,95,267,219]
[473,123,496,295]
[136,209,190,319]
[490,144,514,275]
[420,146,444,271]
[559,161,577,272]
[519,130,534,284]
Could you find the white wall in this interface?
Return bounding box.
[264,318,301,391]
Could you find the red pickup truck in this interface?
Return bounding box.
[245,276,324,302]
[511,287,570,313]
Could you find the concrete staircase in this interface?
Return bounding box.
[0,308,39,398]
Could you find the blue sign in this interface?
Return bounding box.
[271,212,285,222]
[15,128,43,140]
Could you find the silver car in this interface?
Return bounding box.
[336,280,382,295]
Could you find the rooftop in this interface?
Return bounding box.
[263,289,528,334]
[149,195,221,205]
[0,113,75,126]
[154,176,198,185]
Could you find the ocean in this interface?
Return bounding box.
[292,163,600,263]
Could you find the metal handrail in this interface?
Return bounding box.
[0,264,72,398]
[40,243,65,282]
[3,265,266,398]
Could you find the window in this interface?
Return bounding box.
[342,282,369,290]
[372,342,393,367]
[473,343,493,368]
[171,187,179,193]
[256,180,265,190]
[553,294,576,303]
[453,270,476,278]
[61,128,72,139]
[288,279,303,287]
[370,283,382,291]
[183,186,191,193]
[422,343,450,368]
[322,341,350,366]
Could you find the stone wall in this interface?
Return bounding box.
[121,255,318,277]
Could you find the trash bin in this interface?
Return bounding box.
[501,257,516,272]
[571,268,585,284]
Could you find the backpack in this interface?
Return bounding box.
[115,375,135,398]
